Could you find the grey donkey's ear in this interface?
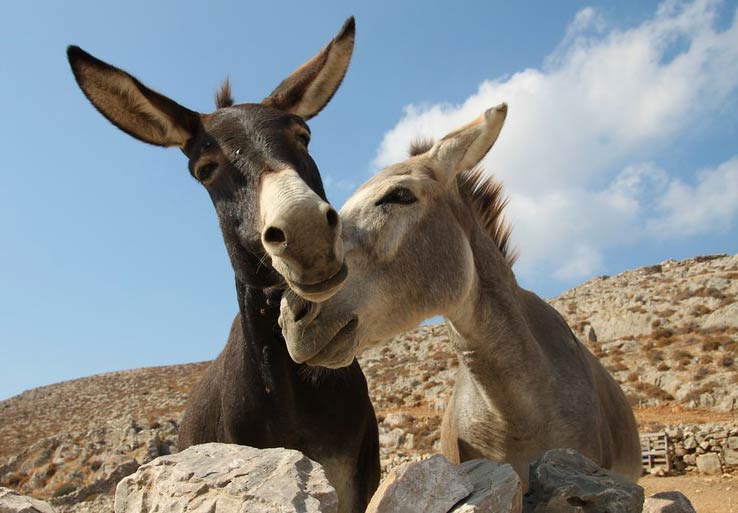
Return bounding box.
[67,46,199,148]
[431,103,508,180]
[262,17,355,120]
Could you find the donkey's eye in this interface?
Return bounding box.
[296,132,310,147]
[196,163,218,183]
[375,187,417,206]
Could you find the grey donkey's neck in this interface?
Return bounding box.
[444,222,556,431]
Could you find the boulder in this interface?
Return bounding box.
[0,487,56,513]
[450,459,522,513]
[642,491,696,513]
[114,443,337,513]
[366,454,472,513]
[523,449,644,513]
[695,453,722,475]
[702,301,738,330]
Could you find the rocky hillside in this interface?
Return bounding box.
[550,254,738,411]
[1,254,737,512]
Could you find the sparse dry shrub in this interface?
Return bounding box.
[656,362,670,371]
[723,272,738,279]
[651,319,661,328]
[701,339,721,351]
[672,349,693,360]
[699,354,713,365]
[675,359,690,371]
[692,304,711,316]
[648,350,664,363]
[653,327,674,340]
[628,305,647,314]
[632,381,674,401]
[720,354,734,367]
[660,308,677,318]
[53,484,77,498]
[654,338,673,348]
[642,340,654,351]
[607,361,629,372]
[626,372,639,382]
[693,366,710,381]
[684,380,719,402]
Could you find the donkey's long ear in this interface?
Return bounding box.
[431,104,507,180]
[262,17,355,120]
[67,46,199,148]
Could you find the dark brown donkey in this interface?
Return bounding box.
[67,18,379,513]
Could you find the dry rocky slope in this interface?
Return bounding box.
[1,254,737,511]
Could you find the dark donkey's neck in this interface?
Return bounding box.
[234,278,294,391]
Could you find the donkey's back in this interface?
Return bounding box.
[520,289,642,481]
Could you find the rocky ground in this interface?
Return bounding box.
[1,253,737,512]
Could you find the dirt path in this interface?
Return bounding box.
[641,474,738,513]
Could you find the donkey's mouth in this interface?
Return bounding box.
[287,262,348,302]
[307,317,359,368]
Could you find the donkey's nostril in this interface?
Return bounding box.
[264,226,286,244]
[326,208,339,228]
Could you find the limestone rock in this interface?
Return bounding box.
[523,449,644,513]
[0,487,56,513]
[695,453,722,475]
[450,459,522,513]
[642,491,696,513]
[366,454,472,513]
[722,448,738,465]
[114,443,337,513]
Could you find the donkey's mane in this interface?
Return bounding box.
[408,139,518,267]
[215,78,235,108]
[458,168,518,266]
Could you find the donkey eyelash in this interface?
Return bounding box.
[375,187,417,206]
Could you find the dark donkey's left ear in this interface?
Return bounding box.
[262,17,356,121]
[66,46,199,148]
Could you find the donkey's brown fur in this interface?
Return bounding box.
[68,18,379,513]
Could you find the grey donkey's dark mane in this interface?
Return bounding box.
[409,139,518,267]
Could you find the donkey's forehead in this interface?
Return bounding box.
[203,104,309,135]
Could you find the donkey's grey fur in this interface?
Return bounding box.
[279,104,641,487]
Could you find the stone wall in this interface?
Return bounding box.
[661,423,738,475]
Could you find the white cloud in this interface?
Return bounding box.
[648,157,738,236]
[372,0,738,281]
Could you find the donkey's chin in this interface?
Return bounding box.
[286,262,348,302]
[306,318,359,369]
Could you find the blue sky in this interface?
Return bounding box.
[1,0,737,400]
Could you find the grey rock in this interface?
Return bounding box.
[523,449,644,513]
[642,491,696,513]
[728,436,738,450]
[583,325,597,343]
[722,448,738,465]
[703,301,738,330]
[366,454,472,513]
[450,459,522,513]
[0,487,56,513]
[695,453,722,475]
[114,443,337,513]
[683,437,697,450]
